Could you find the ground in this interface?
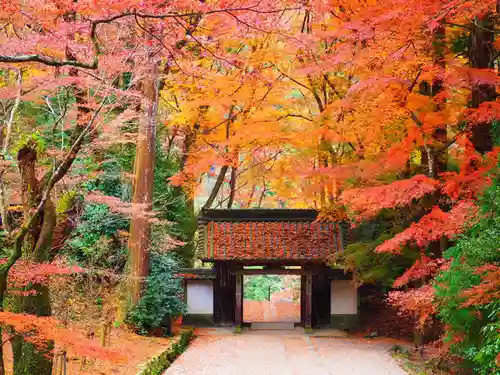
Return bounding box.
[3,327,172,375]
[164,331,408,375]
[243,300,300,322]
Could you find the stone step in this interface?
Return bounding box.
[250,322,296,330]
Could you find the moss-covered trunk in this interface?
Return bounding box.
[11,146,56,375]
[0,271,6,375]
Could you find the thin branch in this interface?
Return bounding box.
[173,16,242,70]
[276,113,314,122]
[214,181,250,208]
[2,69,22,155]
[275,66,311,92]
[0,69,22,233]
[323,73,342,98]
[0,5,301,68]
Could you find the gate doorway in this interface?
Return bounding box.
[242,274,301,324]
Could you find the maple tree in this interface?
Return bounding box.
[0,0,498,373]
[0,1,300,373]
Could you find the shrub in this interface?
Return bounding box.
[128,252,186,335]
[65,203,129,271]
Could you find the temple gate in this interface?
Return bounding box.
[181,209,358,330]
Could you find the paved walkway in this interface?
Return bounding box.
[164,333,408,375]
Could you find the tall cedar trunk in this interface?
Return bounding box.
[128,58,159,304]
[469,13,496,153]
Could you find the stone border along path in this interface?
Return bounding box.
[163,332,408,375]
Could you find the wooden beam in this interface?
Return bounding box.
[235,273,243,326]
[305,274,312,329]
[238,268,307,276]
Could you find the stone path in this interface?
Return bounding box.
[164,333,408,375]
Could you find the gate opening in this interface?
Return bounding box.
[242,274,301,323]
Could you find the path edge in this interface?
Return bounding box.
[136,327,194,375]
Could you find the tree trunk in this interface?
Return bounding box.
[0,69,22,234]
[13,282,53,375]
[0,328,4,375]
[227,166,237,209]
[258,180,268,208]
[203,165,229,209]
[469,13,496,153]
[0,270,6,375]
[11,145,55,375]
[203,106,234,209]
[128,58,159,305]
[246,184,256,208]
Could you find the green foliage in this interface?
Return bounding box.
[473,303,500,375]
[128,252,186,335]
[435,175,500,375]
[152,148,196,266]
[341,212,418,287]
[243,275,283,301]
[12,131,46,156]
[343,233,417,287]
[82,144,135,200]
[65,203,129,270]
[56,191,76,214]
[139,328,193,375]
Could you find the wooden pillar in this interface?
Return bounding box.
[235,272,243,326]
[305,273,312,329]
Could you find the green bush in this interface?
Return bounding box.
[65,203,129,271]
[435,176,500,375]
[343,233,417,287]
[128,253,186,335]
[151,149,196,266]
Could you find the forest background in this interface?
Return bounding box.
[0,1,498,375]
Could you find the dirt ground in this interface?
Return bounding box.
[243,300,300,323]
[3,328,172,375]
[164,333,408,375]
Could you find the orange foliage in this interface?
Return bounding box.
[376,201,478,253]
[393,255,446,288]
[6,259,83,292]
[0,312,125,363]
[388,285,436,328]
[341,175,439,220]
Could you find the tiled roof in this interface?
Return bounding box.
[178,268,216,280]
[202,221,343,261]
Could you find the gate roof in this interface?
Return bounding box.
[197,209,346,262]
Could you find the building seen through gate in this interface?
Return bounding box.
[181,209,358,330]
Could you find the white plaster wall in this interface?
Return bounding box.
[187,280,214,314]
[330,280,358,314]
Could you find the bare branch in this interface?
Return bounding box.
[2,69,22,154]
[0,5,301,69]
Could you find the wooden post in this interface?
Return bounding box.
[305,273,312,329]
[235,272,243,326]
